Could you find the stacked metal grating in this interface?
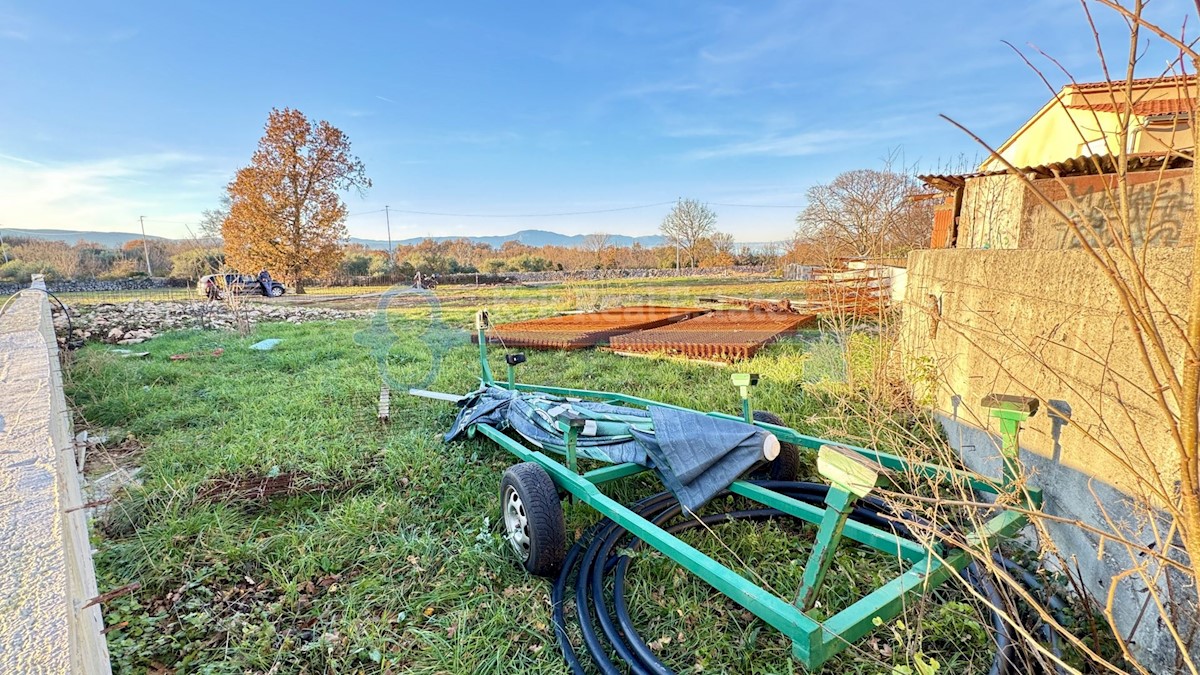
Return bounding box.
[477,305,709,350]
[608,309,814,361]
[803,264,892,316]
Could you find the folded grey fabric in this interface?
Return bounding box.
[444,386,770,509]
[444,386,651,464]
[443,386,516,442]
[630,407,772,511]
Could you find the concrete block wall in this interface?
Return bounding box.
[953,168,1195,252]
[0,284,110,673]
[902,247,1194,667]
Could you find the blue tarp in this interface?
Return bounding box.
[445,386,773,510]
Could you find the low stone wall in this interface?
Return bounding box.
[0,266,778,296]
[338,265,774,286]
[0,284,110,672]
[0,277,189,296]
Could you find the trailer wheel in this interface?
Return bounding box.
[500,463,566,577]
[753,410,801,482]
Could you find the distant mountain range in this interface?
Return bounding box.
[3,227,665,249]
[352,229,665,249]
[4,227,784,251]
[2,228,170,248]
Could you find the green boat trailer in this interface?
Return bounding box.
[414,310,1041,669]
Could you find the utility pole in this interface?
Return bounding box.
[384,205,393,265]
[138,216,153,276]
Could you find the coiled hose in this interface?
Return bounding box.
[551,480,1040,675]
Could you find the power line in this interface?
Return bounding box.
[708,202,804,209]
[344,200,804,219]
[140,199,802,229]
[142,198,796,224]
[346,201,676,219]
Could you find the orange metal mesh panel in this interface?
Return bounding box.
[479,306,709,350]
[609,310,815,361]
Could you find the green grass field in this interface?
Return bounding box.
[69,280,998,674]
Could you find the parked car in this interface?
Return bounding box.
[198,273,286,299]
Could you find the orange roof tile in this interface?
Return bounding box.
[1068,97,1195,115]
[1068,74,1195,91]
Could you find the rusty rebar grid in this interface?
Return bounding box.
[608,310,815,361]
[476,306,709,350]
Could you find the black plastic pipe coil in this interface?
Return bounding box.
[551,480,1031,675]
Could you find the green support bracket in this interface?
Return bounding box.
[475,310,494,385]
[582,462,647,485]
[505,352,526,390]
[980,393,1038,490]
[797,445,890,610]
[554,409,587,474]
[797,486,854,610]
[731,372,759,423]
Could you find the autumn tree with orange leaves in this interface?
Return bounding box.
[223,108,370,293]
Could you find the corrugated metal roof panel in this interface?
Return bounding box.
[918,152,1193,191]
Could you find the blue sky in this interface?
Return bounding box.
[0,1,1193,242]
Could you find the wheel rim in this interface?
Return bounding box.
[502,485,531,561]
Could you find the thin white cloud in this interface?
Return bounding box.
[661,124,743,139]
[697,30,799,66]
[685,130,871,160]
[105,27,139,43]
[0,152,225,236]
[429,131,521,145]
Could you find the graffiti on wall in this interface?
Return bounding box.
[1039,175,1192,249]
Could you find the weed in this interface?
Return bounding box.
[72,278,1000,673]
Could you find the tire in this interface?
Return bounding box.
[269,284,285,297]
[500,462,567,577]
[752,410,801,482]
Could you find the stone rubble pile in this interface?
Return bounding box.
[55,301,360,344]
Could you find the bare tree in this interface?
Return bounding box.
[796,168,932,258]
[660,198,717,268]
[198,193,231,240]
[581,232,613,269]
[710,231,735,256]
